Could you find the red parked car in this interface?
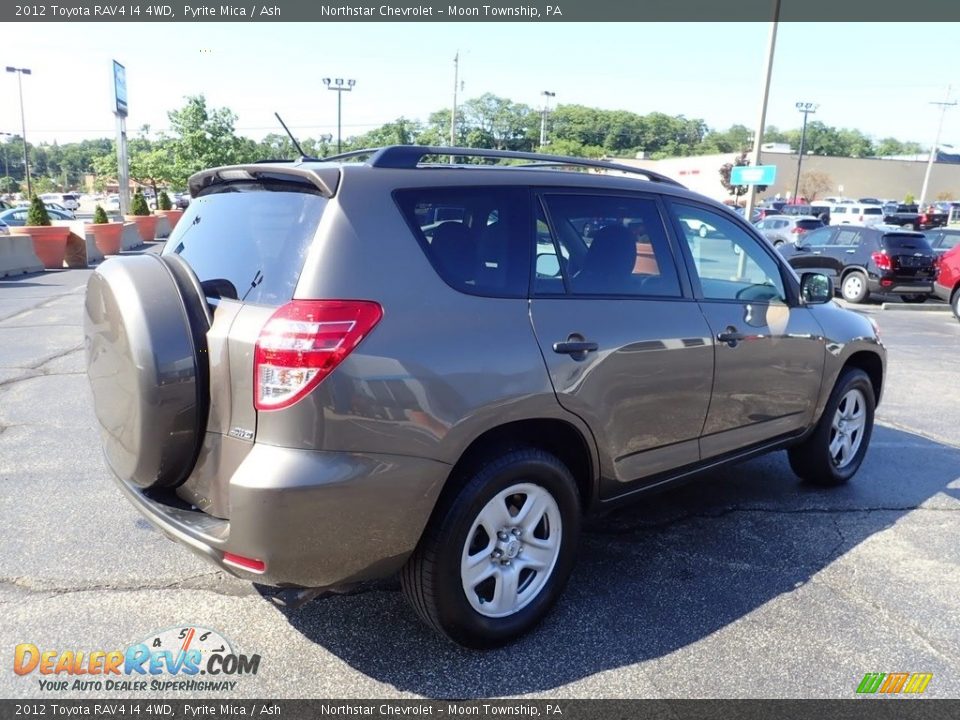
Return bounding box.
[933,244,960,319]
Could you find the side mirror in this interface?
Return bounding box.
[800,272,833,304]
[536,253,561,278]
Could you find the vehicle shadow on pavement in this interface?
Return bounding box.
[268,424,959,697]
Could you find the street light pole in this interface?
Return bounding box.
[322,77,356,154]
[793,101,818,203]
[6,66,33,197]
[539,90,556,149]
[918,86,956,210]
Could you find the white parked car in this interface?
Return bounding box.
[829,204,884,227]
[40,193,80,212]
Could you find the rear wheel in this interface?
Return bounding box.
[788,368,875,486]
[401,448,580,649]
[952,288,960,320]
[901,294,927,304]
[841,271,870,304]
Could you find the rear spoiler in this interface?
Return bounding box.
[188,164,340,198]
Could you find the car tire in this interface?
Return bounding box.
[401,448,581,649]
[901,294,927,304]
[841,271,869,303]
[952,288,960,321]
[698,224,708,238]
[788,368,875,487]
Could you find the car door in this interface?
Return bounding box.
[528,192,714,497]
[785,225,838,276]
[829,227,868,270]
[666,201,826,458]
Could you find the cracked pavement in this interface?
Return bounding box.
[1,263,958,699]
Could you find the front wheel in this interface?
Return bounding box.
[401,448,581,649]
[952,288,960,320]
[788,368,875,486]
[841,271,870,304]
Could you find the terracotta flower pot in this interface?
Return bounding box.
[9,225,71,269]
[90,222,123,255]
[124,214,158,242]
[155,209,184,231]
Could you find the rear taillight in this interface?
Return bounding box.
[792,227,806,234]
[254,300,383,411]
[920,214,928,224]
[871,251,892,271]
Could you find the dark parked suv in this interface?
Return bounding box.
[779,225,937,304]
[84,146,886,648]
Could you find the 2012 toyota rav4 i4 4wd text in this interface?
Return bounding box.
[84,146,885,649]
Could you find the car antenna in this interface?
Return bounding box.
[274,112,308,159]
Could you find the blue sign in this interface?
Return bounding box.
[113,60,128,117]
[731,164,776,185]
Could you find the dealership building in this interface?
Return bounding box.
[613,146,960,204]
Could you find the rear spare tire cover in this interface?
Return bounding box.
[84,254,210,489]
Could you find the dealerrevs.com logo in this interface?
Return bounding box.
[14,626,260,693]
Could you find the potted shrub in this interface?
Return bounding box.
[89,204,123,255]
[9,195,70,269]
[124,189,158,242]
[154,190,184,231]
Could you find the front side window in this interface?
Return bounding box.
[538,193,682,298]
[672,203,787,304]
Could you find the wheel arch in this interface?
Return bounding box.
[842,350,884,407]
[438,418,598,516]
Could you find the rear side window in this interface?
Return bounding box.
[796,219,823,231]
[394,187,530,298]
[882,235,933,251]
[162,181,326,307]
[863,208,883,215]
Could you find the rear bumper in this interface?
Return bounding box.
[111,442,450,588]
[867,278,933,295]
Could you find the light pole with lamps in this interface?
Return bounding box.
[322,77,356,154]
[793,101,819,203]
[6,66,32,197]
[539,90,556,149]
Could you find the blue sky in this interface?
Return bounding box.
[3,22,958,149]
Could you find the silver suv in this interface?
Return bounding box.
[84,146,885,648]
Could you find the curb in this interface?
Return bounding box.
[880,303,951,311]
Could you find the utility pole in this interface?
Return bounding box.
[451,51,459,148]
[6,66,33,197]
[539,90,556,149]
[919,86,956,210]
[743,0,781,223]
[793,101,819,203]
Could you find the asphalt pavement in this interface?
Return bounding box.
[1,256,958,699]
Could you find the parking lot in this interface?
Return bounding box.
[1,257,958,699]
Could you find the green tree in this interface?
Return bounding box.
[92,205,109,224]
[131,189,150,216]
[166,95,258,185]
[26,195,51,226]
[0,177,20,194]
[158,191,172,211]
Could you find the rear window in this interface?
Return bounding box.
[833,206,848,214]
[882,234,933,251]
[162,180,326,307]
[863,208,883,215]
[796,219,823,230]
[393,187,531,298]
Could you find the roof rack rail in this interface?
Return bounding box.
[321,145,685,187]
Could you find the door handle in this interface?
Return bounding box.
[717,327,747,348]
[553,341,599,356]
[845,249,856,254]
